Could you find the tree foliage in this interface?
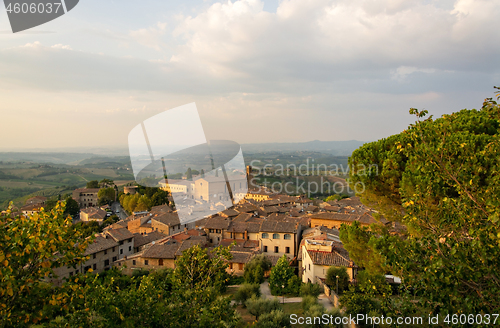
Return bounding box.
[243,253,271,284]
[234,283,261,306]
[268,255,294,295]
[0,203,91,327]
[325,266,349,295]
[245,296,280,320]
[345,89,500,315]
[97,187,115,206]
[86,180,99,189]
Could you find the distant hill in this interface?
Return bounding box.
[241,140,367,156]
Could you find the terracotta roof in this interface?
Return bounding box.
[175,239,205,256]
[84,235,119,255]
[260,220,298,233]
[142,243,179,259]
[133,231,167,248]
[220,208,240,217]
[228,221,261,233]
[306,249,353,267]
[150,204,173,213]
[235,204,258,213]
[324,205,341,212]
[81,207,107,220]
[220,239,259,249]
[152,212,180,226]
[229,251,254,264]
[233,213,253,222]
[106,228,134,242]
[74,188,100,193]
[204,216,231,230]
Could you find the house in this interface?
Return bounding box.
[20,204,42,216]
[72,188,100,208]
[202,215,231,245]
[116,243,180,275]
[151,212,182,235]
[309,212,382,229]
[25,196,47,206]
[127,214,154,234]
[301,239,356,284]
[133,231,167,253]
[53,234,120,282]
[106,228,134,259]
[80,207,107,224]
[259,219,301,258]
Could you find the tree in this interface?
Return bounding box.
[200,169,205,178]
[86,180,99,189]
[234,283,261,306]
[97,187,115,206]
[245,296,280,320]
[345,89,500,315]
[172,244,231,294]
[268,255,294,295]
[186,168,193,181]
[0,203,91,327]
[325,267,349,295]
[63,197,79,217]
[244,254,272,284]
[99,179,114,188]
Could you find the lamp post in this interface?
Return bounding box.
[336,275,339,295]
[282,284,285,304]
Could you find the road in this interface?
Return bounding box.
[111,201,128,221]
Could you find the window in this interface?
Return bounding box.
[93,264,96,271]
[112,247,115,252]
[274,246,279,253]
[93,254,96,259]
[264,246,268,252]
[104,259,109,266]
[239,263,243,270]
[132,260,136,265]
[285,247,290,254]
[272,233,280,239]
[84,265,91,272]
[120,249,123,254]
[309,264,311,271]
[104,250,107,255]
[129,246,132,251]
[112,256,117,262]
[128,238,132,243]
[262,233,269,238]
[145,260,149,266]
[69,272,74,276]
[120,241,124,245]
[284,234,291,240]
[159,259,163,266]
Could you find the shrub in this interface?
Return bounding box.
[245,296,280,320]
[301,282,322,298]
[325,267,349,294]
[301,295,318,312]
[255,309,291,328]
[234,283,261,306]
[244,254,272,284]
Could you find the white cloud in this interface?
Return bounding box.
[129,22,168,51]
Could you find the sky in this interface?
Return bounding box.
[0,0,499,150]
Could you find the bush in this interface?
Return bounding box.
[245,296,280,320]
[301,295,318,312]
[325,267,349,295]
[228,275,245,285]
[300,282,322,298]
[255,309,291,328]
[234,283,261,306]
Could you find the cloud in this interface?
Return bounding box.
[129,22,168,51]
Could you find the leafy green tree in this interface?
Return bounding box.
[86,180,99,189]
[268,255,294,295]
[98,179,114,188]
[287,275,302,296]
[245,296,280,320]
[97,187,115,206]
[244,253,271,284]
[234,283,261,306]
[345,89,500,315]
[0,203,91,327]
[172,244,231,294]
[63,197,79,217]
[325,267,349,295]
